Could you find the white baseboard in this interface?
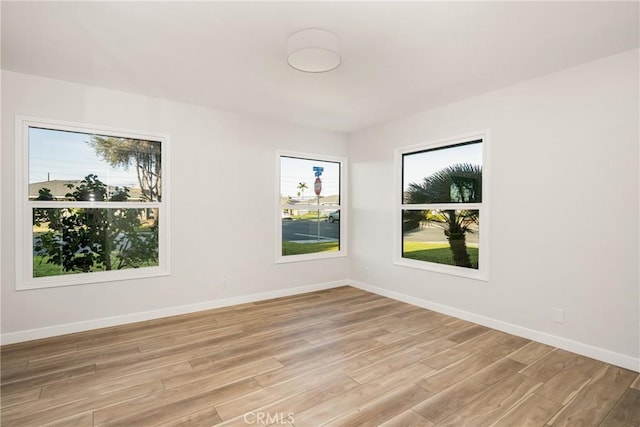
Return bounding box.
[348,280,640,372]
[0,280,346,345]
[4,279,638,373]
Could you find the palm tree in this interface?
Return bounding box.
[297,182,308,200]
[405,163,481,268]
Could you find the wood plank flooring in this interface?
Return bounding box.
[1,286,638,426]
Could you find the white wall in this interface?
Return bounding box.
[348,49,639,370]
[1,71,349,340]
[2,51,638,371]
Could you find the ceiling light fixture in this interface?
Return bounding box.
[287,28,341,73]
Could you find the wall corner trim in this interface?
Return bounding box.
[347,280,640,372]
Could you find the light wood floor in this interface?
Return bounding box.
[2,286,639,426]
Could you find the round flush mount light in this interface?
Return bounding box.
[287,28,341,73]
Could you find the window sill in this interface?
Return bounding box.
[394,257,488,282]
[17,267,170,291]
[276,250,347,264]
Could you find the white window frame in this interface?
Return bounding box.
[276,150,347,263]
[394,131,490,281]
[15,116,170,290]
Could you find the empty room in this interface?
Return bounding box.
[1,1,639,426]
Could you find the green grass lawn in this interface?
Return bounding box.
[33,255,158,277]
[403,241,478,268]
[32,256,76,277]
[282,241,339,256]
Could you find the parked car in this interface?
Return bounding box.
[282,211,292,220]
[327,210,340,223]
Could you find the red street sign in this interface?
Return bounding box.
[314,177,322,196]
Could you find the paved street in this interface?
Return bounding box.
[281,219,478,245]
[282,219,339,242]
[403,223,479,244]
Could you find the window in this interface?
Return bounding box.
[16,117,169,289]
[277,152,346,262]
[396,133,488,280]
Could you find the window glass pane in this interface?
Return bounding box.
[29,127,162,202]
[402,209,479,269]
[280,156,340,205]
[403,141,482,204]
[282,209,340,256]
[32,207,159,277]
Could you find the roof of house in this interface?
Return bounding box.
[281,194,339,206]
[29,180,144,201]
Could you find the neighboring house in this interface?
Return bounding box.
[319,194,339,206]
[281,194,339,217]
[29,180,144,201]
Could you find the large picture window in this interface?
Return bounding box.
[396,133,488,280]
[277,152,346,262]
[16,117,169,289]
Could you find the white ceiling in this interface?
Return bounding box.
[2,1,638,133]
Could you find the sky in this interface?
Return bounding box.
[31,127,341,200]
[31,127,480,199]
[403,141,482,191]
[29,127,141,188]
[280,156,340,200]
